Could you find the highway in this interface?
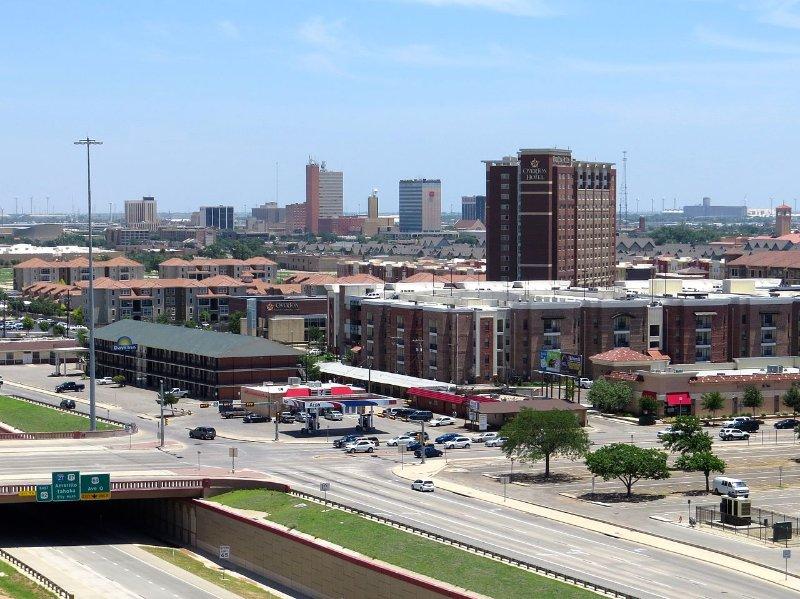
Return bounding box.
[2,377,799,598]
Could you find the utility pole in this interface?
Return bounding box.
[74,136,102,431]
[420,419,426,464]
[159,379,165,448]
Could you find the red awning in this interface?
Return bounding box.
[666,392,692,406]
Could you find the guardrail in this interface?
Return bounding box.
[0,478,205,496]
[289,490,635,599]
[0,548,74,598]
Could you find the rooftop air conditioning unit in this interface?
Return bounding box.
[287,377,301,386]
[307,380,322,388]
[767,365,784,374]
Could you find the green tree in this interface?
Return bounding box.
[742,385,764,417]
[587,378,631,413]
[161,392,179,414]
[38,320,51,332]
[228,311,245,334]
[21,315,34,330]
[784,385,800,416]
[183,319,197,328]
[52,323,66,336]
[585,443,670,498]
[563,378,576,401]
[69,306,84,326]
[499,409,590,478]
[112,375,126,387]
[199,310,211,324]
[77,329,88,346]
[675,450,726,493]
[638,394,658,420]
[660,416,713,454]
[701,391,725,421]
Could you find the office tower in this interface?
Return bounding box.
[485,148,616,286]
[124,196,157,226]
[776,204,792,237]
[461,195,486,222]
[198,205,235,230]
[306,158,343,233]
[251,202,285,224]
[368,189,379,219]
[399,179,441,233]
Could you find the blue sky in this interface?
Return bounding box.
[2,0,800,215]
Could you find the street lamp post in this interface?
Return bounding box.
[74,137,102,431]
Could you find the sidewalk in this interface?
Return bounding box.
[393,461,800,592]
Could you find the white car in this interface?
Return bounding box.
[719,428,750,441]
[344,439,376,453]
[411,479,435,492]
[485,436,507,448]
[386,435,415,447]
[444,436,471,449]
[472,432,498,443]
[96,377,114,385]
[324,410,343,421]
[656,427,675,440]
[430,416,456,427]
[579,378,593,389]
[722,416,752,428]
[167,388,189,398]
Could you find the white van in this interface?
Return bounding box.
[712,476,750,498]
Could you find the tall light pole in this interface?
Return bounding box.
[74,137,102,431]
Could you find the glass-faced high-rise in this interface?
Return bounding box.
[399,179,441,233]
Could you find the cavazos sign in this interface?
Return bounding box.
[113,336,138,352]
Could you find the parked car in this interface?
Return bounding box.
[485,436,507,448]
[279,412,296,424]
[414,445,443,459]
[579,378,593,389]
[55,381,84,393]
[220,407,248,419]
[430,416,456,427]
[444,436,471,449]
[344,439,375,454]
[243,412,270,423]
[774,418,800,429]
[411,479,435,492]
[386,435,416,447]
[166,388,189,398]
[294,411,310,423]
[96,377,114,385]
[407,410,433,422]
[435,432,460,444]
[406,440,424,452]
[189,426,216,440]
[656,426,676,440]
[719,428,750,441]
[324,410,343,421]
[392,408,415,420]
[404,431,429,442]
[59,399,76,410]
[472,432,499,443]
[712,476,750,498]
[722,416,753,428]
[732,419,759,432]
[333,434,363,448]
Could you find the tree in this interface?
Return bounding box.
[21,315,34,331]
[701,391,725,421]
[52,323,66,336]
[742,385,764,417]
[161,392,179,414]
[784,385,800,416]
[228,311,245,334]
[77,329,88,346]
[112,375,126,387]
[563,377,576,401]
[585,443,670,497]
[500,409,590,478]
[183,319,197,328]
[199,310,211,325]
[675,450,726,493]
[156,312,171,325]
[587,378,631,413]
[38,321,50,332]
[660,416,713,454]
[70,307,84,326]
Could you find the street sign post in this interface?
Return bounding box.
[229,447,238,474]
[784,549,792,580]
[320,482,330,501]
[35,485,52,502]
[219,545,230,559]
[80,474,111,500]
[499,475,511,501]
[51,471,80,502]
[17,488,35,498]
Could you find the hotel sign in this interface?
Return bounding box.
[113,336,138,352]
[520,158,548,182]
[265,301,300,311]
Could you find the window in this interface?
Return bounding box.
[501,173,510,180]
[501,183,510,190]
[649,324,659,336]
[500,194,509,200]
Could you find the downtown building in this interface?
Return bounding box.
[124,196,158,227]
[305,159,343,234]
[485,149,616,286]
[399,179,441,233]
[196,205,235,230]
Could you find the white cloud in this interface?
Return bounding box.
[217,20,240,40]
[297,16,350,51]
[745,0,800,29]
[392,0,555,16]
[695,25,800,53]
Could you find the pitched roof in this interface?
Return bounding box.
[159,257,192,266]
[589,347,656,363]
[335,274,384,284]
[727,251,800,268]
[95,320,303,358]
[201,274,248,287]
[101,256,143,267]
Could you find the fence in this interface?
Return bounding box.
[0,548,73,598]
[289,490,636,599]
[696,505,800,545]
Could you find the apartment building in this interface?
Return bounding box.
[13,256,144,290]
[158,257,276,282]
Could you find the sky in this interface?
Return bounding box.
[2,0,800,216]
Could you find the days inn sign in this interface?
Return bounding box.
[113,336,138,352]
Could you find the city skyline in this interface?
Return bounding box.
[3,1,800,213]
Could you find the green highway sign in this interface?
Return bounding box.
[80,474,111,501]
[52,471,80,502]
[36,485,52,502]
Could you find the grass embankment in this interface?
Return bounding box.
[0,396,118,432]
[212,489,599,599]
[141,546,278,599]
[0,559,55,598]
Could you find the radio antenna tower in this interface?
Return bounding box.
[622,150,628,227]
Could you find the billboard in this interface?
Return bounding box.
[538,349,582,376]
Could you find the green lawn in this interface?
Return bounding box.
[0,395,119,432]
[212,490,599,599]
[0,559,55,598]
[0,267,12,286]
[142,546,278,599]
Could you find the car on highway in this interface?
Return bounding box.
[405,440,425,452]
[243,412,271,423]
[333,434,380,448]
[719,427,750,441]
[430,415,456,427]
[55,381,85,393]
[324,410,343,421]
[386,435,416,447]
[96,377,114,385]
[344,439,375,454]
[414,445,443,459]
[435,432,460,444]
[472,432,499,443]
[485,436,507,448]
[443,436,471,449]
[774,418,800,429]
[59,399,76,410]
[189,426,216,440]
[712,476,750,497]
[579,378,593,389]
[411,479,435,492]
